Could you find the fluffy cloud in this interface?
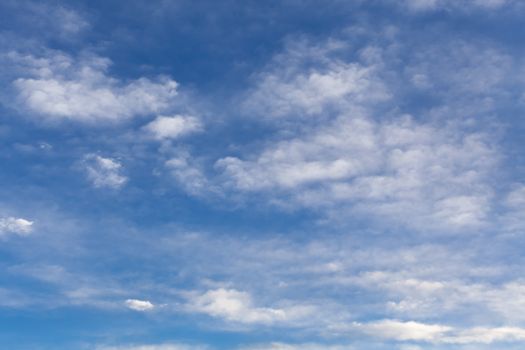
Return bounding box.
[0,217,33,236]
[185,288,311,325]
[217,115,495,230]
[10,51,178,122]
[213,37,502,232]
[144,115,203,140]
[245,57,389,119]
[125,299,155,311]
[82,154,127,189]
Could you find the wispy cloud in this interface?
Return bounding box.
[238,343,353,350]
[357,319,525,344]
[184,288,312,325]
[81,154,127,189]
[216,38,498,232]
[0,217,33,237]
[402,0,513,12]
[2,2,525,349]
[97,344,209,350]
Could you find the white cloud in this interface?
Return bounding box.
[10,51,178,122]
[244,41,389,119]
[8,262,131,310]
[445,326,525,344]
[217,117,378,190]
[98,344,207,350]
[213,37,502,232]
[246,63,388,118]
[82,154,127,189]
[217,115,495,231]
[239,343,352,350]
[351,268,525,323]
[153,230,523,329]
[501,184,525,232]
[398,346,423,350]
[1,2,89,41]
[165,152,211,195]
[403,0,440,11]
[54,6,89,37]
[0,217,33,236]
[402,0,512,11]
[505,184,525,208]
[144,115,203,140]
[185,288,310,325]
[357,319,525,344]
[125,299,155,312]
[358,319,451,341]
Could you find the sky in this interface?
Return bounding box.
[1,0,525,349]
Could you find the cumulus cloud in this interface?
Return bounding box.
[0,217,33,237]
[212,37,503,232]
[357,319,525,344]
[125,299,155,311]
[143,115,203,140]
[82,154,127,189]
[10,51,178,122]
[185,288,310,325]
[245,62,389,119]
[217,115,495,231]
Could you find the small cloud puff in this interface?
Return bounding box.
[82,154,127,189]
[143,115,203,140]
[0,217,34,237]
[125,299,155,311]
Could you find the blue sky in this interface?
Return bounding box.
[2,0,525,349]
